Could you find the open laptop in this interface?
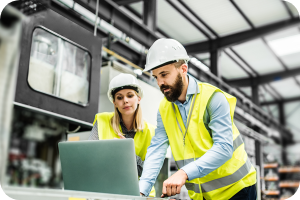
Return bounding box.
[58,139,140,196]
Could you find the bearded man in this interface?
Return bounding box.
[139,39,257,200]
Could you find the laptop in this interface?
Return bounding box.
[58,139,140,196]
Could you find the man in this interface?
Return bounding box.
[139,38,257,200]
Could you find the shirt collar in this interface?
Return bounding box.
[186,74,200,97]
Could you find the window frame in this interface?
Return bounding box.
[28,26,92,107]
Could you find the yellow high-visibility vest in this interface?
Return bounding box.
[93,112,156,197]
[159,82,256,200]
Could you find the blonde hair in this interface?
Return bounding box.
[110,91,144,135]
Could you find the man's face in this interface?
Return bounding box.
[152,64,184,102]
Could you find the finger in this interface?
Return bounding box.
[167,185,172,197]
[118,133,125,139]
[171,185,177,196]
[176,184,182,194]
[162,182,167,196]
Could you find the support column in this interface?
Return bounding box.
[143,0,157,31]
[278,101,288,165]
[278,102,285,125]
[210,48,219,77]
[251,83,259,106]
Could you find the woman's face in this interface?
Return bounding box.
[113,89,141,116]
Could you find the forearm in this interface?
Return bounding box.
[139,138,169,196]
[181,142,233,180]
[139,111,169,196]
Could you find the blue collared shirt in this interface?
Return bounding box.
[139,75,233,196]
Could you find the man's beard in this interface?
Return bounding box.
[160,73,184,102]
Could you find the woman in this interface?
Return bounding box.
[89,73,156,197]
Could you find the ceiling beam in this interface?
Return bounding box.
[177,0,219,38]
[184,18,300,54]
[166,0,212,40]
[261,96,300,105]
[225,67,300,87]
[143,0,156,31]
[223,50,254,77]
[112,0,142,6]
[261,37,300,89]
[229,0,255,29]
[282,0,294,19]
[73,0,159,48]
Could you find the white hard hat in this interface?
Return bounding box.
[107,73,143,103]
[144,38,190,71]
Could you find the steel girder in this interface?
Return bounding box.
[185,18,300,54]
[261,96,300,106]
[226,67,300,87]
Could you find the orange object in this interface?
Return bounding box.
[279,167,300,173]
[279,181,300,188]
[264,177,279,181]
[263,190,280,195]
[68,136,80,141]
[264,163,279,169]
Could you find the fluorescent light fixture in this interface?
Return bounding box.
[190,57,210,72]
[268,34,300,56]
[133,69,142,75]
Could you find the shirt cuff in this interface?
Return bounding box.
[181,161,201,181]
[139,180,152,197]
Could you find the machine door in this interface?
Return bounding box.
[15,8,101,123]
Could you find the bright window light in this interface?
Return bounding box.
[268,34,300,56]
[190,57,210,72]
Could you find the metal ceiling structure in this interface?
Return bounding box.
[48,0,300,143]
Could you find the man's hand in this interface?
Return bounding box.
[161,169,188,197]
[140,192,145,197]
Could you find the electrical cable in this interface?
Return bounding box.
[66,125,81,134]
[94,0,99,36]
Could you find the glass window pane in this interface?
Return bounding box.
[28,28,91,105]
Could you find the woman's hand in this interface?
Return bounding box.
[118,133,126,139]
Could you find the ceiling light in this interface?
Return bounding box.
[268,34,300,56]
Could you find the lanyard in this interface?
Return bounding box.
[171,83,198,146]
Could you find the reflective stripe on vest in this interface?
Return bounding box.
[183,157,251,194]
[201,157,252,193]
[185,182,201,193]
[175,134,244,168]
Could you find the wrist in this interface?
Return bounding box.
[180,169,188,181]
